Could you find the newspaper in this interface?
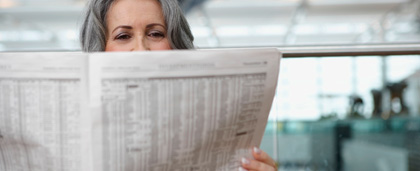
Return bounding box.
[0,49,281,171]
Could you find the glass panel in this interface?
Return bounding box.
[263,54,420,171]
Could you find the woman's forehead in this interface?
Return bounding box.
[107,0,165,26]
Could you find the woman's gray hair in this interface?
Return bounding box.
[80,0,194,52]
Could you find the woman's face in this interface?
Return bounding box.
[105,0,171,51]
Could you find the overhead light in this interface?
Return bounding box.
[0,31,53,42]
[63,30,77,41]
[321,23,353,34]
[191,25,287,38]
[254,25,287,36]
[191,27,211,38]
[216,26,250,37]
[295,25,319,35]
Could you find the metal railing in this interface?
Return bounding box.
[277,43,420,57]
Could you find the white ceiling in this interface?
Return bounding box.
[0,0,419,51]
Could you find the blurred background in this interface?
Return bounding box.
[0,0,419,50]
[1,0,420,170]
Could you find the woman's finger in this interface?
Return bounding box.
[240,157,276,171]
[252,147,277,168]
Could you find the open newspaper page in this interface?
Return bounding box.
[0,52,91,171]
[89,49,281,171]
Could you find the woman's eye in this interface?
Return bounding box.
[148,31,165,39]
[115,34,131,40]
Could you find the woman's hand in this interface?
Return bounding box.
[239,147,277,171]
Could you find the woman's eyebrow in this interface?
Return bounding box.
[146,23,166,29]
[112,25,132,33]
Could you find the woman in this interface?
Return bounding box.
[80,0,193,51]
[80,0,277,170]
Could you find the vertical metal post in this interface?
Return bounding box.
[283,0,308,44]
[198,6,220,47]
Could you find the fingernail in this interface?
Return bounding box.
[253,147,262,155]
[238,167,248,171]
[241,157,250,165]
